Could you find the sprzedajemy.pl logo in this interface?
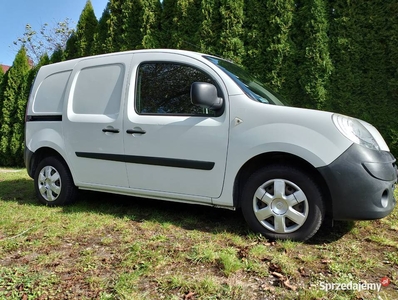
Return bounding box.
[319,277,391,292]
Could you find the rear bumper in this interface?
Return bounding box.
[318,144,397,220]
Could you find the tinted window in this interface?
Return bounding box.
[136,63,216,116]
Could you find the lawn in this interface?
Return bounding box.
[0,168,397,299]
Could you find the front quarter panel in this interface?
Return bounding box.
[213,95,353,207]
[229,95,352,166]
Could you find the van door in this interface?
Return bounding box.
[63,54,132,188]
[124,52,229,201]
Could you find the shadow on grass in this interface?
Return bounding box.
[0,177,353,244]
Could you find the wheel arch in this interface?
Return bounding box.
[233,152,332,216]
[29,147,73,183]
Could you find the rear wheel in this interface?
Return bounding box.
[34,157,78,206]
[241,165,325,241]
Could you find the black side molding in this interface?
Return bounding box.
[75,152,215,170]
[26,115,62,122]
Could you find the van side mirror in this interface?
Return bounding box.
[190,82,223,110]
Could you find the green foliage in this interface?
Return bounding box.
[161,0,203,50]
[120,0,143,51]
[92,2,112,54]
[199,0,221,55]
[243,0,296,92]
[291,0,333,109]
[0,67,5,129]
[105,0,161,51]
[75,0,99,57]
[327,0,398,155]
[64,33,79,60]
[105,0,125,52]
[386,1,398,155]
[50,47,64,63]
[2,0,398,166]
[65,0,98,59]
[0,66,4,81]
[0,47,30,166]
[217,0,245,64]
[140,0,162,49]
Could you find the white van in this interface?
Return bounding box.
[25,49,397,241]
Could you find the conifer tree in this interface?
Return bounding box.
[50,47,64,63]
[199,0,221,55]
[0,47,30,166]
[120,0,144,50]
[93,2,112,54]
[328,0,397,156]
[103,0,161,52]
[161,0,202,50]
[216,0,245,63]
[105,0,125,52]
[75,0,99,57]
[140,0,162,49]
[243,0,296,93]
[64,33,79,60]
[9,55,49,166]
[386,0,398,155]
[0,67,4,83]
[0,67,5,128]
[161,0,178,48]
[65,1,98,60]
[292,0,332,109]
[0,66,4,94]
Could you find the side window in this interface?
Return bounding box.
[34,70,71,113]
[72,64,124,116]
[136,62,217,116]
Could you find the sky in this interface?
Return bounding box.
[0,0,109,66]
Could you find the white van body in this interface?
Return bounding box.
[25,49,397,241]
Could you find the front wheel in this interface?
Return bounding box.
[34,157,78,206]
[241,165,325,241]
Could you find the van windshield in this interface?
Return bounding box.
[204,56,287,106]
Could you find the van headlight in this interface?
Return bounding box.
[332,114,380,151]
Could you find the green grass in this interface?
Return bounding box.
[0,168,397,299]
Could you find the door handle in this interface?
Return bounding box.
[126,129,146,135]
[102,128,120,133]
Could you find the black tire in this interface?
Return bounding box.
[34,156,78,206]
[241,164,325,241]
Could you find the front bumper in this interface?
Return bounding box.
[318,144,397,220]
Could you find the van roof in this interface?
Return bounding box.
[43,49,212,70]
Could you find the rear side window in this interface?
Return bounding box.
[34,71,71,113]
[136,62,216,116]
[72,64,124,116]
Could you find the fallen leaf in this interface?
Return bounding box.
[238,247,249,259]
[269,263,282,273]
[283,279,297,291]
[271,271,285,279]
[184,291,195,299]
